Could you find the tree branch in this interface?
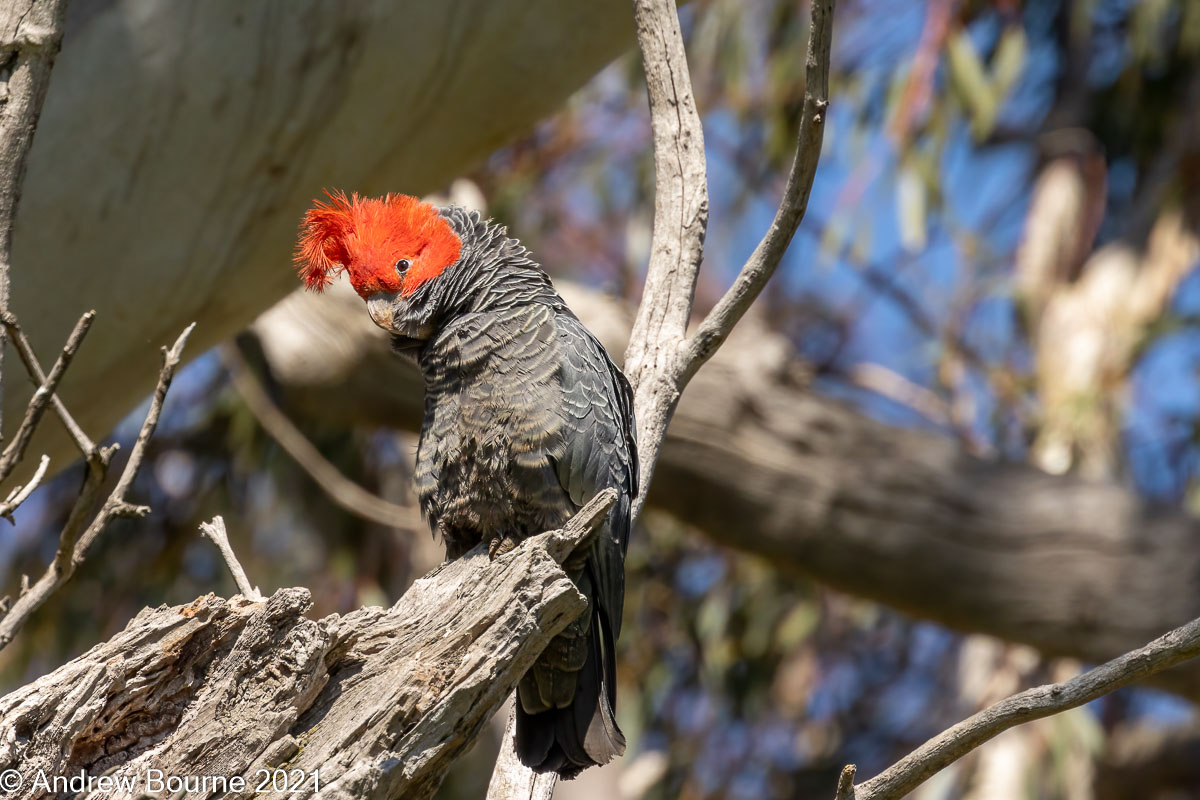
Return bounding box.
[0,323,194,651]
[624,0,835,517]
[683,0,833,378]
[621,0,713,514]
[199,515,264,602]
[71,323,194,558]
[0,452,48,521]
[0,309,94,482]
[836,612,1200,800]
[4,309,98,461]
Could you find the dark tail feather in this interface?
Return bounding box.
[514,607,625,779]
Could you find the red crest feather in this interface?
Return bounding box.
[295,190,462,299]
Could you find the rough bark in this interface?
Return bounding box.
[621,0,711,509]
[249,279,1200,699]
[5,0,634,482]
[0,492,615,800]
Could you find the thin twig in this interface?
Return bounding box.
[3,310,98,461]
[0,453,49,521]
[199,515,263,601]
[837,614,1200,800]
[0,310,95,482]
[845,362,951,427]
[683,0,835,379]
[0,323,194,651]
[223,346,424,531]
[72,323,195,558]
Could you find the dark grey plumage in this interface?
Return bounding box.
[390,207,637,777]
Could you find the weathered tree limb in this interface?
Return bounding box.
[0,323,193,651]
[833,600,1200,799]
[621,0,712,511]
[248,282,1200,701]
[199,516,264,602]
[0,309,92,483]
[682,0,832,379]
[0,491,616,800]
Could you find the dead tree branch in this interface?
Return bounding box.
[0,452,48,520]
[620,0,712,512]
[0,491,617,800]
[682,0,833,378]
[624,0,834,514]
[0,309,93,482]
[199,515,264,602]
[834,612,1200,800]
[4,310,99,460]
[0,323,194,651]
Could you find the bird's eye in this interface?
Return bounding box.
[395,258,412,275]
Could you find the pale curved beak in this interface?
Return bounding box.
[366,292,399,333]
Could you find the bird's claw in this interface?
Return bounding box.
[488,535,518,560]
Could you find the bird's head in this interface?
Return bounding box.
[295,190,463,340]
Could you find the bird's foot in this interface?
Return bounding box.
[488,534,518,560]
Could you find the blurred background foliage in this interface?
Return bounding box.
[3,0,1200,798]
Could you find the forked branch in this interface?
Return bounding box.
[623,0,836,511]
[684,0,834,378]
[0,310,95,482]
[0,323,195,650]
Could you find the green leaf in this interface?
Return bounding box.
[991,27,1028,100]
[774,603,818,649]
[897,161,928,252]
[946,31,997,139]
